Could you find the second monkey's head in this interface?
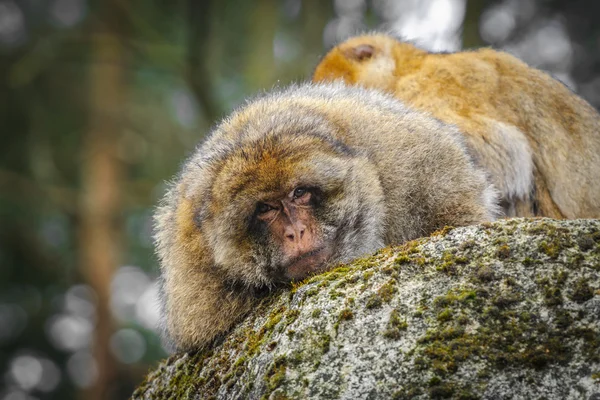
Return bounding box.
[313,33,426,92]
[159,87,385,289]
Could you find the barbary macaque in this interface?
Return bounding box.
[154,82,498,350]
[313,33,600,218]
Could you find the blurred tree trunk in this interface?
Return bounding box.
[301,0,333,69]
[79,1,128,399]
[244,0,277,91]
[187,0,221,123]
[462,0,486,48]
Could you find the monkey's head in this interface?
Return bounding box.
[313,33,425,94]
[161,102,385,290]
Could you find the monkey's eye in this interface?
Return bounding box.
[292,187,308,199]
[256,202,276,215]
[292,187,312,205]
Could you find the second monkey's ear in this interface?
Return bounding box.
[344,44,375,61]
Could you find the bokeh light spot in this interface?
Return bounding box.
[110,329,147,364]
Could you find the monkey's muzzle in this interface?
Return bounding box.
[283,246,334,281]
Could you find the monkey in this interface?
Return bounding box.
[312,33,600,219]
[154,82,499,351]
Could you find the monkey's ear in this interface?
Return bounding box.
[344,44,375,61]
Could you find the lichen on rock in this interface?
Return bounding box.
[132,218,600,400]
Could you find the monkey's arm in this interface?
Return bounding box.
[161,266,256,351]
[155,195,257,351]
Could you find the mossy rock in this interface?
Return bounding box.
[132,218,600,399]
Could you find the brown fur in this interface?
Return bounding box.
[154,82,499,351]
[313,33,600,218]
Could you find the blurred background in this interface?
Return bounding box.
[1,0,599,398]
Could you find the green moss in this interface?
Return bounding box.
[496,244,510,259]
[353,256,380,271]
[574,327,600,363]
[475,265,496,282]
[492,291,521,308]
[458,290,477,302]
[528,221,557,235]
[433,288,477,309]
[263,356,287,399]
[504,276,516,286]
[243,304,289,357]
[569,278,594,303]
[366,294,383,309]
[578,234,597,251]
[522,257,537,267]
[538,239,561,259]
[266,341,278,352]
[334,308,354,333]
[343,274,360,285]
[555,270,569,285]
[492,236,508,245]
[436,261,457,274]
[456,389,478,400]
[284,309,300,325]
[458,240,476,251]
[414,256,427,266]
[363,270,374,281]
[339,308,354,321]
[432,225,455,237]
[378,279,397,303]
[554,310,573,330]
[383,309,408,339]
[538,278,564,306]
[319,333,331,353]
[437,308,453,322]
[401,238,423,254]
[311,309,322,318]
[406,251,600,391]
[264,306,286,331]
[428,382,455,398]
[395,253,411,265]
[433,294,455,308]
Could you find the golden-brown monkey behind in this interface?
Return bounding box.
[313,33,600,218]
[155,82,498,351]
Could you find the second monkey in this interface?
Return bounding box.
[313,33,600,218]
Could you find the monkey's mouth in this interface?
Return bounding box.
[282,246,334,281]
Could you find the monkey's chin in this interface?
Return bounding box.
[283,246,334,282]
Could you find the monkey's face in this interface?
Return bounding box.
[183,127,385,289]
[252,185,333,281]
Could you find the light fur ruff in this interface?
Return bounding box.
[313,33,600,218]
[154,82,499,351]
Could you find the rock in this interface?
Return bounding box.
[132,218,600,400]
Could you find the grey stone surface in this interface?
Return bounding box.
[133,218,600,399]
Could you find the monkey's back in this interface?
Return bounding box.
[393,48,600,218]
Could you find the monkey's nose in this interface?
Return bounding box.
[285,227,305,241]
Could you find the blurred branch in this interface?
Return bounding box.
[0,169,77,212]
[0,168,157,212]
[186,0,221,123]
